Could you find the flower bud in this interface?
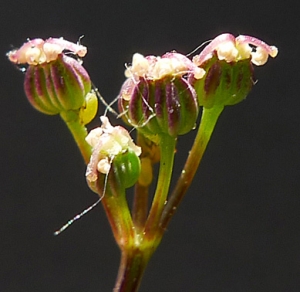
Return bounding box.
[138,157,153,187]
[136,133,160,187]
[191,33,278,108]
[79,91,98,125]
[118,52,203,141]
[7,38,91,115]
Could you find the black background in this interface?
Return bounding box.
[0,0,299,291]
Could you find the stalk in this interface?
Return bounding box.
[60,110,91,164]
[113,247,152,292]
[160,106,224,229]
[144,134,176,239]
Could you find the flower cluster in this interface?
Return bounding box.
[190,33,278,108]
[7,33,278,292]
[7,37,93,116]
[86,116,141,181]
[120,52,205,102]
[124,52,205,82]
[192,33,278,67]
[118,52,202,141]
[7,37,87,65]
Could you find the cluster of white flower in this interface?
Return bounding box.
[125,52,205,81]
[7,37,87,65]
[192,33,278,67]
[85,116,141,181]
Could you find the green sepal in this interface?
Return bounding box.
[119,76,198,142]
[24,54,91,115]
[193,54,253,109]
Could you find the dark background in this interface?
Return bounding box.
[0,0,299,291]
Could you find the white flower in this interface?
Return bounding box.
[192,33,278,67]
[85,116,141,181]
[124,52,205,81]
[7,37,87,65]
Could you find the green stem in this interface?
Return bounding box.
[160,106,224,230]
[96,171,135,246]
[144,134,176,239]
[110,173,135,245]
[132,132,159,232]
[113,247,152,292]
[60,110,91,164]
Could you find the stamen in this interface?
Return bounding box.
[251,46,269,66]
[236,35,278,59]
[192,33,236,65]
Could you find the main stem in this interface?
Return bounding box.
[113,247,152,292]
[160,106,224,229]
